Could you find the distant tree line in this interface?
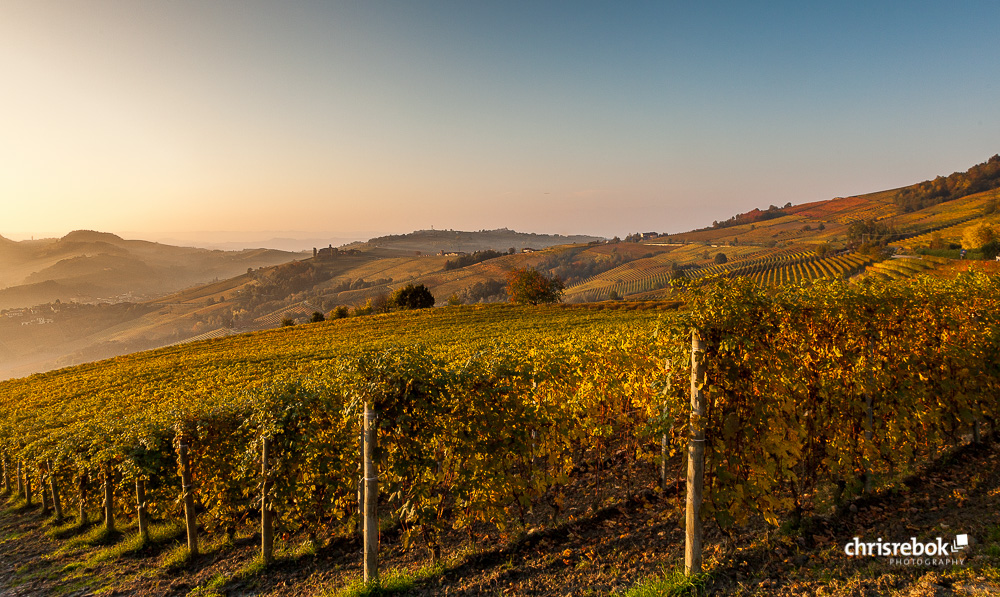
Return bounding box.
[845,218,899,257]
[894,155,1000,212]
[444,249,506,270]
[456,279,507,303]
[534,247,637,286]
[846,219,896,246]
[326,277,393,294]
[237,262,336,311]
[711,204,791,230]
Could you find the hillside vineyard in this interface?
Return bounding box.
[0,274,996,566]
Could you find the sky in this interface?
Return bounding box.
[2,1,998,248]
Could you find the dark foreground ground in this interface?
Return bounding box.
[0,437,998,596]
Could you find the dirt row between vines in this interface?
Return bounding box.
[0,437,998,596]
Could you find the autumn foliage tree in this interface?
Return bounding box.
[962,222,999,258]
[505,268,564,305]
[962,222,995,250]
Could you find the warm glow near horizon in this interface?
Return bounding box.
[2,1,999,244]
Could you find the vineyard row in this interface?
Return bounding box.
[0,274,996,574]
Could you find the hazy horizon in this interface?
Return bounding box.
[0,229,372,252]
[3,1,998,241]
[0,226,602,252]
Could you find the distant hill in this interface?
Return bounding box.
[341,228,603,254]
[663,154,1000,248]
[0,228,604,379]
[574,155,1000,302]
[0,230,304,309]
[3,152,1000,381]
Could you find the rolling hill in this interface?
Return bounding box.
[340,228,602,254]
[3,154,999,380]
[0,157,999,596]
[0,230,304,309]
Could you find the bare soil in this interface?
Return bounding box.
[0,437,997,596]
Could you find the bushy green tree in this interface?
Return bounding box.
[390,284,436,310]
[505,268,564,305]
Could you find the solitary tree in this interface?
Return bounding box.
[390,284,435,310]
[714,253,728,264]
[505,268,564,305]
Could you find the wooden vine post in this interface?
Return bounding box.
[136,478,149,543]
[23,463,32,506]
[16,461,22,497]
[48,461,63,523]
[177,430,199,556]
[685,329,706,576]
[2,454,8,495]
[363,401,378,584]
[863,394,873,494]
[357,422,364,536]
[78,471,88,527]
[40,467,50,514]
[661,359,672,492]
[261,436,274,565]
[104,462,115,532]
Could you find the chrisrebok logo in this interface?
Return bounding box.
[844,534,969,566]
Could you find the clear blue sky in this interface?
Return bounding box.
[2,1,998,243]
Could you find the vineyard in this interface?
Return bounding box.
[0,274,998,594]
[741,252,879,287]
[565,247,905,301]
[562,246,780,301]
[894,188,1000,237]
[850,255,948,283]
[683,250,884,289]
[0,305,673,566]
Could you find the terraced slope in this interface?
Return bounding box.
[852,255,947,283]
